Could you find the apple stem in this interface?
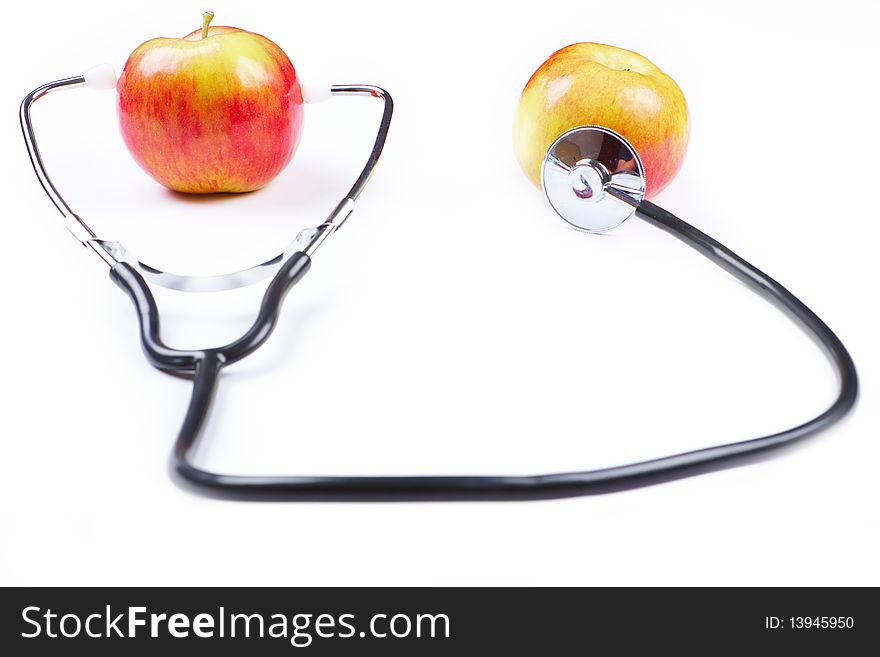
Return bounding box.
[201,10,214,39]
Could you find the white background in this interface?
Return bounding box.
[1,0,878,585]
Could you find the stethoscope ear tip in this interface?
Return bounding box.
[301,76,332,104]
[83,63,117,91]
[541,126,646,233]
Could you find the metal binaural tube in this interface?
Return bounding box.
[22,75,121,268]
[294,86,393,258]
[330,85,394,202]
[19,75,110,251]
[20,76,85,220]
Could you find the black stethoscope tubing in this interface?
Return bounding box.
[109,199,858,501]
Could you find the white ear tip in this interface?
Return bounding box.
[301,78,332,104]
[84,63,117,90]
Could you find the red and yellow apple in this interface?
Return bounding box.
[513,43,689,199]
[117,12,303,194]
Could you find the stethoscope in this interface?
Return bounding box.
[21,63,858,501]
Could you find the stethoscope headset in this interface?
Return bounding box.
[20,55,858,501]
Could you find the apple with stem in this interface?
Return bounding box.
[117,11,303,194]
[513,43,689,199]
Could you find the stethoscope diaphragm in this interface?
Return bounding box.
[542,126,646,233]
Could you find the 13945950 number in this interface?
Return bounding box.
[789,616,854,629]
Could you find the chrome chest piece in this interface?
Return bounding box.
[541,126,646,233]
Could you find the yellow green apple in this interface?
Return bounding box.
[513,43,689,199]
[117,12,304,194]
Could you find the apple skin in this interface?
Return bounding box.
[513,43,689,199]
[117,25,303,194]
